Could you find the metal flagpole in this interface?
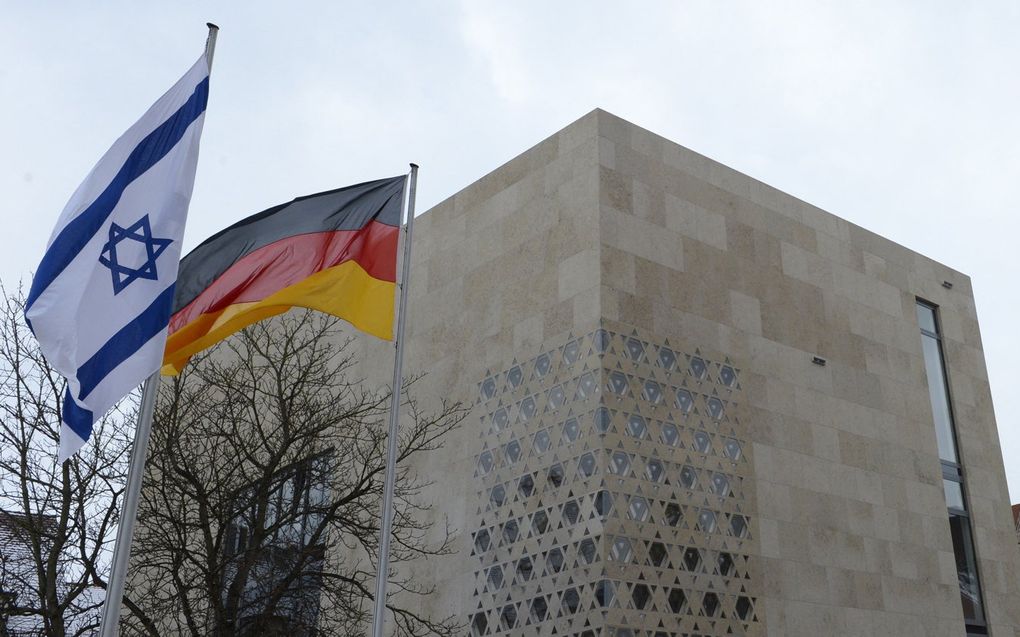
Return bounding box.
[97,23,219,637]
[371,163,418,637]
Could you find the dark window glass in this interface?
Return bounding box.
[949,513,984,622]
[562,587,580,613]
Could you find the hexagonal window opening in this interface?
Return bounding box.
[610,451,631,476]
[534,353,551,378]
[473,529,490,554]
[530,596,548,622]
[562,587,581,614]
[689,356,708,380]
[489,485,506,508]
[648,541,668,567]
[515,557,533,583]
[547,463,565,488]
[499,604,517,631]
[683,547,702,571]
[642,380,663,405]
[675,389,694,414]
[548,385,566,409]
[562,339,581,365]
[477,451,494,476]
[693,431,712,454]
[698,509,717,533]
[661,422,680,447]
[517,474,535,498]
[534,429,551,454]
[720,365,737,387]
[668,588,688,613]
[628,496,650,522]
[504,440,522,464]
[562,499,581,525]
[610,536,633,562]
[607,371,630,396]
[710,472,730,497]
[502,519,519,544]
[546,547,565,574]
[646,458,665,483]
[703,591,721,618]
[717,551,735,577]
[471,612,487,637]
[731,514,749,538]
[578,452,597,478]
[736,596,754,621]
[595,580,615,608]
[594,329,611,353]
[507,366,524,389]
[481,377,497,400]
[625,337,646,361]
[657,346,677,370]
[595,490,614,518]
[594,407,612,433]
[492,407,510,432]
[707,396,725,421]
[664,502,682,527]
[632,583,651,610]
[724,437,742,461]
[576,372,598,399]
[626,414,648,439]
[578,538,598,564]
[563,417,581,443]
[518,397,537,422]
[679,465,698,490]
[487,565,504,591]
[531,510,549,535]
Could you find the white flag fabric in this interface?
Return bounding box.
[26,55,210,462]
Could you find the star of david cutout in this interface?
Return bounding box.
[98,214,173,295]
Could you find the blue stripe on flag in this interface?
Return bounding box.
[26,77,209,313]
[63,387,95,442]
[75,284,176,400]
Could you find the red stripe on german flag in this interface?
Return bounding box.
[162,177,405,375]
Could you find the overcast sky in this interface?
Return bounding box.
[3,2,1018,500]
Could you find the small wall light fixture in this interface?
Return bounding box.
[942,281,953,289]
[811,356,827,367]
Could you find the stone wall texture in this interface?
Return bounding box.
[359,109,1020,636]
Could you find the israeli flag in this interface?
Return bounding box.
[26,55,210,462]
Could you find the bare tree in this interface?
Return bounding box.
[128,310,464,637]
[0,284,155,637]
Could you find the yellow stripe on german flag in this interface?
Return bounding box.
[162,176,405,375]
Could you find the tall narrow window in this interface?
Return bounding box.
[917,301,986,635]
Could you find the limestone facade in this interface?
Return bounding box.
[363,109,1020,636]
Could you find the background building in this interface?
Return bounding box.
[352,109,1020,636]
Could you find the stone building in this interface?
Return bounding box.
[356,109,1020,636]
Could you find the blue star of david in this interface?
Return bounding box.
[98,214,173,295]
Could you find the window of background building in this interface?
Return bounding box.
[224,454,329,636]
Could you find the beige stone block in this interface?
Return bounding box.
[663,192,728,251]
[729,289,762,335]
[601,206,684,272]
[558,248,598,302]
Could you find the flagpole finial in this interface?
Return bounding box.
[204,24,220,71]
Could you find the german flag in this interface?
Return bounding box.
[162,176,405,375]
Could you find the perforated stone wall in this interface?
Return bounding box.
[467,324,760,636]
